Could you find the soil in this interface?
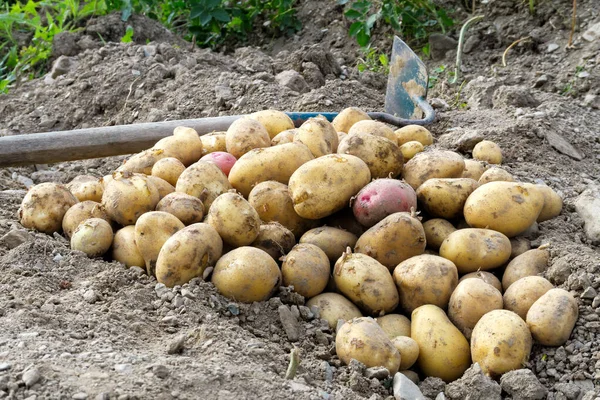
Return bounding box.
[1,0,600,399]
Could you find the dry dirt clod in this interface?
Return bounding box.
[393,372,425,400]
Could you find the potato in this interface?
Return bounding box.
[376,314,411,339]
[331,107,371,133]
[200,131,227,156]
[355,212,426,271]
[391,336,419,370]
[393,254,458,313]
[472,140,502,164]
[271,129,298,146]
[248,181,317,238]
[228,142,314,198]
[251,222,295,260]
[439,228,511,274]
[501,246,549,290]
[67,175,104,202]
[423,218,456,250]
[323,208,365,237]
[509,237,531,258]
[402,150,465,189]
[336,132,347,150]
[526,288,578,346]
[281,243,330,298]
[471,310,532,377]
[156,192,204,226]
[288,154,371,219]
[153,126,203,166]
[503,276,553,320]
[62,201,111,239]
[399,141,424,161]
[206,191,261,247]
[118,148,167,175]
[200,152,237,177]
[211,247,281,303]
[394,125,433,146]
[478,167,515,184]
[225,117,270,159]
[348,120,397,143]
[156,223,223,287]
[248,110,295,139]
[416,178,479,219]
[101,172,159,226]
[307,293,362,329]
[299,227,357,263]
[71,218,113,257]
[536,184,562,222]
[448,278,503,339]
[411,304,471,382]
[336,317,401,374]
[338,132,404,179]
[112,225,145,268]
[352,179,417,228]
[19,183,78,234]
[134,211,185,276]
[294,117,339,158]
[151,157,185,186]
[461,159,488,181]
[100,174,113,188]
[459,271,502,293]
[464,182,545,237]
[334,249,399,315]
[175,160,232,210]
[146,176,175,200]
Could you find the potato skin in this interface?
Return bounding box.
[478,167,514,184]
[423,218,456,250]
[146,176,175,200]
[288,154,371,220]
[206,192,261,247]
[294,117,339,158]
[526,288,578,346]
[226,117,271,158]
[118,148,167,175]
[67,175,104,202]
[251,222,295,261]
[338,132,404,179]
[154,126,203,166]
[281,243,330,298]
[62,201,111,239]
[376,314,411,339]
[271,129,298,146]
[134,211,185,276]
[536,184,562,222]
[112,225,145,268]
[151,157,185,186]
[471,310,532,377]
[394,125,433,146]
[200,132,227,156]
[459,271,502,293]
[211,247,281,303]
[391,336,420,370]
[509,237,531,259]
[19,182,78,234]
[501,247,549,291]
[332,107,371,133]
[306,293,362,329]
[348,120,397,144]
[503,276,553,320]
[71,218,113,258]
[402,150,465,189]
[393,254,458,313]
[299,227,357,263]
[439,228,511,274]
[248,110,294,139]
[156,192,205,226]
[461,159,488,181]
[472,140,502,164]
[336,317,401,375]
[400,141,424,161]
[175,160,232,211]
[102,172,160,226]
[352,179,417,228]
[416,178,479,219]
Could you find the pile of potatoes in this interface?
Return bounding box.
[18,107,576,383]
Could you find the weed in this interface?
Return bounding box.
[356,46,389,73]
[428,64,446,88]
[121,25,134,42]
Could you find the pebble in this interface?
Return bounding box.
[364,367,389,380]
[577,71,590,78]
[95,393,110,400]
[278,305,300,342]
[575,184,600,244]
[0,363,11,371]
[114,364,132,374]
[581,287,597,299]
[22,368,41,387]
[72,393,88,400]
[181,288,195,300]
[167,334,186,354]
[53,254,63,262]
[445,363,501,399]
[83,289,98,304]
[15,175,34,188]
[393,372,425,400]
[547,43,559,53]
[0,230,32,249]
[592,296,600,308]
[154,283,168,298]
[500,369,548,400]
[152,364,169,379]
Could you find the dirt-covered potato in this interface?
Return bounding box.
[352,179,417,228]
[271,129,298,146]
[391,336,419,370]
[200,151,237,177]
[464,182,545,237]
[461,159,488,181]
[100,174,113,188]
[526,288,578,346]
[416,178,479,219]
[200,131,227,156]
[71,218,113,258]
[146,176,175,200]
[536,184,563,222]
[448,278,503,339]
[206,191,261,247]
[306,293,362,329]
[67,175,104,202]
[509,237,531,258]
[338,132,404,179]
[156,223,223,287]
[248,109,295,139]
[393,254,458,313]
[439,228,511,274]
[152,126,203,166]
[19,182,78,234]
[175,160,232,210]
[299,227,358,263]
[331,107,371,133]
[228,142,314,197]
[281,243,330,298]
[459,271,502,293]
[394,125,433,146]
[402,150,465,189]
[151,157,186,186]
[225,117,271,158]
[411,305,471,382]
[251,222,295,260]
[336,317,401,374]
[111,225,145,268]
[501,246,550,290]
[471,310,532,377]
[334,249,399,315]
[289,154,371,220]
[134,211,184,276]
[355,212,426,271]
[156,192,205,225]
[101,172,159,226]
[472,140,502,164]
[478,167,515,184]
[293,117,339,158]
[423,218,456,250]
[376,314,411,339]
[503,276,553,320]
[211,247,281,303]
[62,201,111,239]
[118,148,167,175]
[399,141,424,161]
[347,120,397,144]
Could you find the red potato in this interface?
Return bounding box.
[200,152,237,177]
[352,179,417,228]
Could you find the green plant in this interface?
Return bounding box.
[121,24,134,42]
[427,64,446,88]
[356,46,389,73]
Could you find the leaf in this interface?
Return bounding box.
[199,11,212,26]
[205,0,221,9]
[356,29,369,47]
[211,9,230,22]
[344,9,361,19]
[365,13,378,29]
[379,53,388,67]
[189,5,205,19]
[121,25,134,43]
[348,21,362,37]
[121,0,132,21]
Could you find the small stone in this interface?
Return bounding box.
[278,305,300,342]
[289,381,312,392]
[581,287,597,299]
[114,364,132,374]
[592,296,600,308]
[95,393,109,400]
[420,377,446,399]
[399,370,419,385]
[534,75,548,88]
[500,369,548,400]
[155,283,168,298]
[53,254,63,262]
[0,230,31,249]
[577,71,590,78]
[22,368,41,387]
[0,363,11,372]
[275,70,309,93]
[181,288,196,300]
[581,21,600,42]
[430,98,450,110]
[16,175,34,188]
[167,334,186,354]
[142,45,157,57]
[50,55,77,79]
[575,184,600,244]
[455,129,484,152]
[83,289,98,304]
[546,131,585,161]
[394,372,426,400]
[152,364,169,379]
[429,34,458,60]
[365,367,390,380]
[445,363,501,400]
[554,382,581,400]
[547,43,559,53]
[72,393,88,400]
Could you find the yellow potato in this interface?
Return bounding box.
[71,218,113,257]
[19,182,78,234]
[156,192,205,226]
[67,175,104,202]
[151,157,186,186]
[461,159,488,181]
[134,211,185,276]
[399,141,424,161]
[205,191,261,247]
[376,314,411,339]
[299,226,358,263]
[271,129,298,146]
[200,132,227,156]
[391,336,419,370]
[294,117,339,158]
[146,175,175,200]
[393,254,458,313]
[251,222,296,261]
[478,167,515,184]
[402,150,465,189]
[248,110,295,139]
[112,225,145,268]
[536,184,562,222]
[416,178,479,219]
[501,246,549,291]
[423,218,456,250]
[62,201,111,239]
[101,172,160,226]
[503,276,553,320]
[459,271,502,293]
[281,243,330,298]
[306,293,362,329]
[331,107,371,133]
[225,117,271,158]
[509,237,531,259]
[411,304,471,382]
[336,132,347,150]
[526,288,578,346]
[472,140,502,164]
[118,148,167,175]
[153,126,203,166]
[100,174,113,188]
[338,132,404,179]
[175,160,232,210]
[211,246,281,303]
[394,125,433,146]
[439,228,511,274]
[347,120,397,144]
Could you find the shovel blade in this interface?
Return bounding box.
[385,36,429,120]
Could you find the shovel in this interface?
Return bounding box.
[0,36,434,167]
